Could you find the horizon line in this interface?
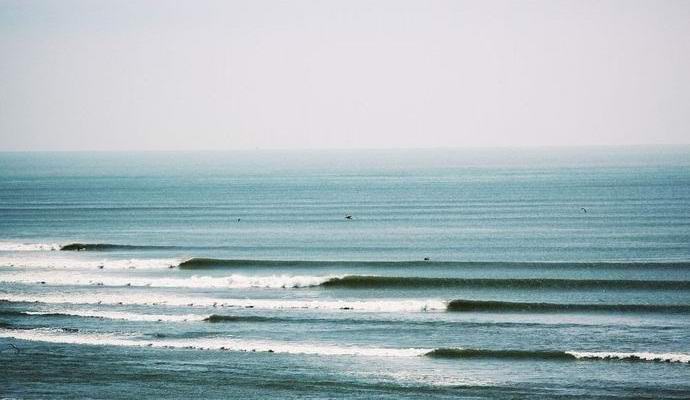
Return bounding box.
[2,143,690,153]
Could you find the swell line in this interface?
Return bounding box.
[424,348,690,363]
[447,299,690,313]
[60,243,182,251]
[179,258,690,269]
[1,328,688,364]
[321,276,690,290]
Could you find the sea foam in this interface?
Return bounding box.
[1,293,447,313]
[0,270,337,289]
[0,255,183,271]
[0,242,61,252]
[2,328,688,363]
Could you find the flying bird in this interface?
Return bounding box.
[581,208,587,213]
[345,215,353,220]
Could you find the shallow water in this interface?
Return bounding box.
[1,148,689,398]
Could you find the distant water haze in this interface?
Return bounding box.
[1,0,689,151]
[1,147,688,261]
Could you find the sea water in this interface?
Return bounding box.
[1,147,689,398]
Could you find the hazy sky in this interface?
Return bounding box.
[1,0,689,151]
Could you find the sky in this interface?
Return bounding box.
[0,0,689,151]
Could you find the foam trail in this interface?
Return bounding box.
[0,242,60,252]
[23,310,206,323]
[0,271,338,289]
[0,328,429,357]
[1,293,446,313]
[0,256,183,270]
[569,351,690,363]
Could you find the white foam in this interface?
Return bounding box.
[3,328,688,363]
[25,310,205,323]
[568,351,690,364]
[4,328,689,363]
[0,328,430,357]
[2,292,447,313]
[0,255,182,270]
[0,270,337,289]
[0,242,61,252]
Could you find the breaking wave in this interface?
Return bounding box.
[0,328,427,357]
[1,294,447,313]
[0,309,204,322]
[59,243,180,251]
[203,315,276,323]
[0,256,182,270]
[0,270,336,289]
[425,348,690,363]
[2,328,688,364]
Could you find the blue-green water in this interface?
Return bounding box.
[1,148,689,398]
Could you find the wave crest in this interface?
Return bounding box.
[2,328,687,363]
[446,299,690,314]
[425,348,690,363]
[322,276,690,290]
[60,243,178,251]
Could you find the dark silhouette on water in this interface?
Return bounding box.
[345,215,352,220]
[581,207,587,213]
[1,343,20,353]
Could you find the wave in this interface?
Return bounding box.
[424,348,690,363]
[0,327,428,357]
[203,315,276,323]
[321,276,690,290]
[447,299,690,314]
[4,291,688,315]
[426,348,578,360]
[33,310,204,322]
[0,309,205,322]
[4,247,690,270]
[59,243,180,251]
[3,307,680,330]
[0,270,336,289]
[5,268,688,291]
[5,293,689,315]
[178,258,690,269]
[2,328,688,364]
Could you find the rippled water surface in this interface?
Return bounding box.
[1,148,689,399]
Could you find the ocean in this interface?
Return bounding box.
[1,147,689,399]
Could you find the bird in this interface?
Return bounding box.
[581,207,587,213]
[345,215,353,220]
